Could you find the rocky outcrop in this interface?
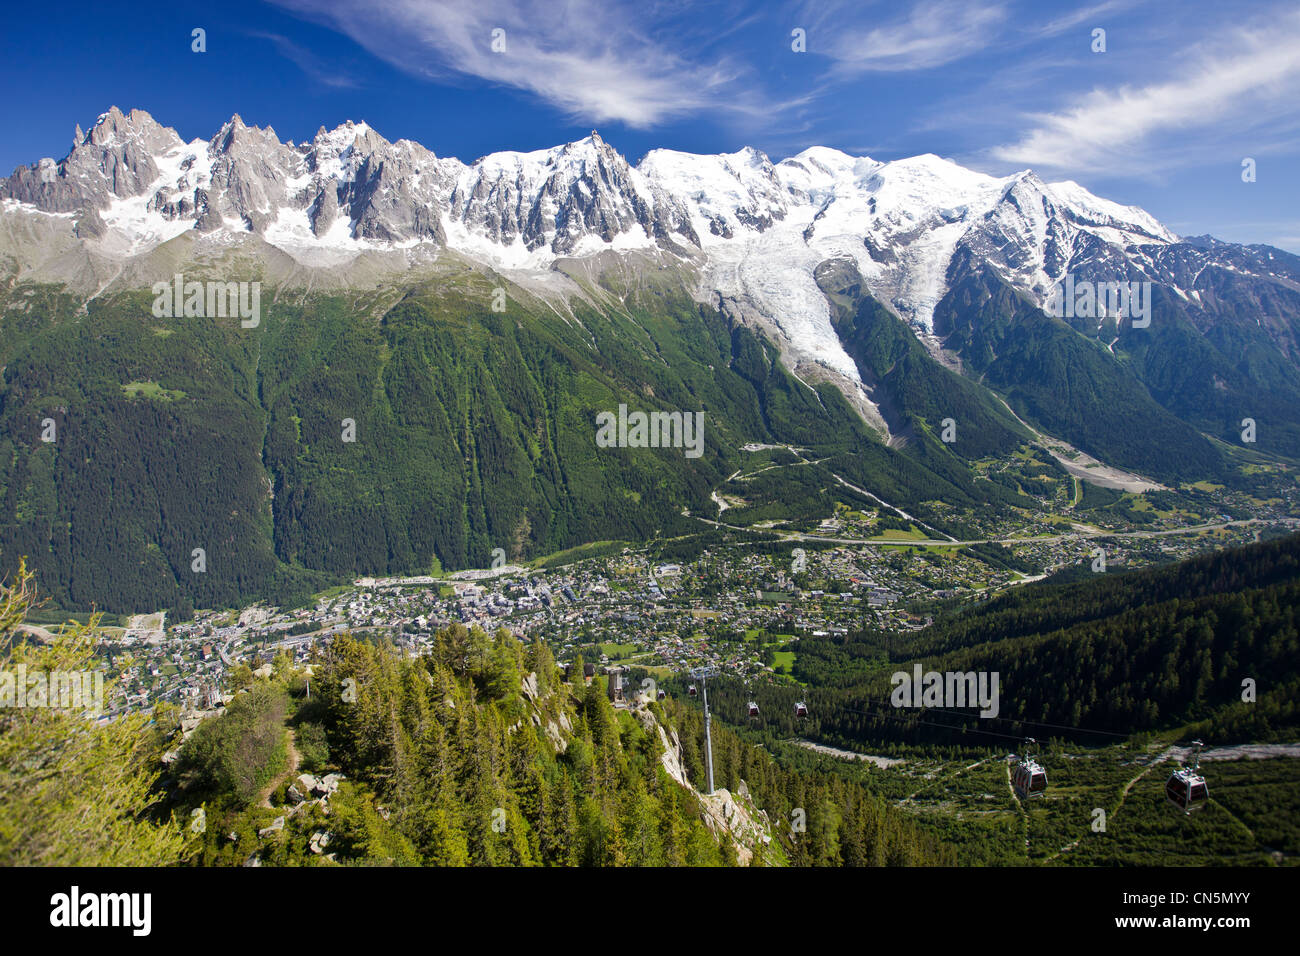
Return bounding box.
[310,185,338,237]
[442,131,695,255]
[520,671,540,701]
[295,772,343,797]
[635,706,773,865]
[74,207,106,239]
[3,107,180,213]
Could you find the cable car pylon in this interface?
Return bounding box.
[689,667,717,795]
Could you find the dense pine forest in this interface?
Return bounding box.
[932,261,1232,481]
[0,276,989,614]
[170,626,950,866]
[3,266,1262,615]
[689,533,1300,748]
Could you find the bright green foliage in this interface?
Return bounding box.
[177,683,289,804]
[0,562,187,865]
[292,628,735,866]
[0,272,1104,614]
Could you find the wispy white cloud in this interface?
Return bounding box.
[253,0,1300,251]
[1034,0,1143,39]
[250,31,359,88]
[808,0,1008,74]
[270,0,776,128]
[991,8,1300,175]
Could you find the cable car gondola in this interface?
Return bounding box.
[1166,739,1209,814]
[688,684,697,697]
[747,701,760,719]
[1011,737,1047,800]
[657,689,667,701]
[794,701,808,718]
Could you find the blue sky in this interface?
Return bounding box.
[3,0,1298,250]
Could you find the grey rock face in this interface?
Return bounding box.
[4,105,1297,373]
[1,109,458,247]
[443,132,696,255]
[193,188,222,232]
[203,115,305,236]
[74,206,106,239]
[310,185,338,237]
[3,107,181,213]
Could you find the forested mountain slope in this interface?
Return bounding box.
[707,534,1300,748]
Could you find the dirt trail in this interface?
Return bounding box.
[1113,744,1176,813]
[1045,838,1081,862]
[257,729,301,809]
[1171,742,1300,762]
[791,739,904,768]
[1044,750,1173,863]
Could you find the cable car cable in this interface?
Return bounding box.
[902,703,1130,739]
[834,703,1033,745]
[675,672,1134,748]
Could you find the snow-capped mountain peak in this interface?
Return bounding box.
[0,107,1187,308]
[7,108,1252,441]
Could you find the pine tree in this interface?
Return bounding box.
[0,562,187,865]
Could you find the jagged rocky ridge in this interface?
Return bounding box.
[9,106,1297,322]
[4,106,1299,451]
